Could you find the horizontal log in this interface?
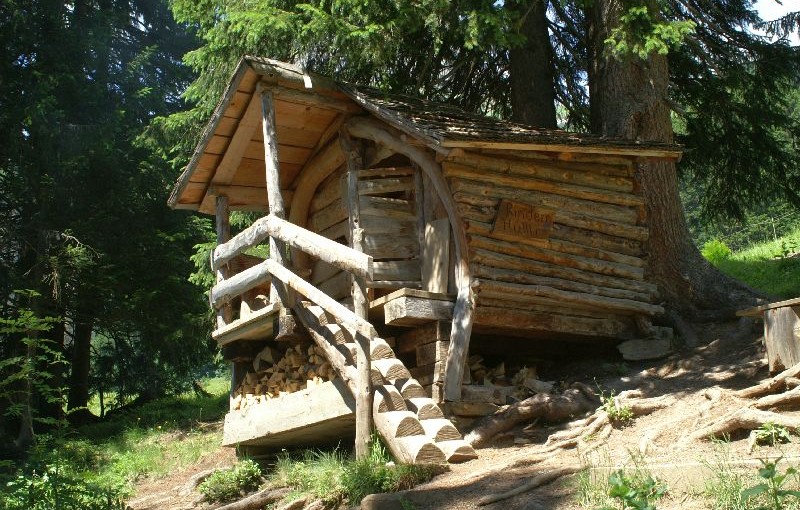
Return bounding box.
[213,214,373,280]
[361,216,417,236]
[310,198,347,232]
[364,234,419,259]
[449,177,638,225]
[456,197,647,243]
[443,161,643,207]
[358,177,414,195]
[385,296,455,326]
[476,296,613,318]
[210,261,271,309]
[360,195,416,220]
[476,148,635,176]
[463,218,643,268]
[476,280,664,316]
[471,247,657,296]
[373,260,422,281]
[472,264,653,302]
[474,305,635,338]
[470,235,643,280]
[446,152,634,192]
[358,166,414,178]
[550,223,642,257]
[310,169,344,214]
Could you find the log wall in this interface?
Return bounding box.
[444,149,661,338]
[309,162,424,296]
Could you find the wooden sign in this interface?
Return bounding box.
[492,200,554,239]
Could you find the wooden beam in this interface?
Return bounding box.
[212,92,263,185]
[440,140,683,160]
[475,279,664,316]
[212,214,373,281]
[210,260,272,309]
[273,87,360,113]
[345,117,475,402]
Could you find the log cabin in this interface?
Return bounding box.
[168,56,682,464]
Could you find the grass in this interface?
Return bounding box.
[704,226,800,299]
[1,375,231,505]
[269,437,437,505]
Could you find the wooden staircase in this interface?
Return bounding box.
[294,300,477,464]
[210,213,476,464]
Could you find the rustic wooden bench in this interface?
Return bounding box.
[738,297,800,372]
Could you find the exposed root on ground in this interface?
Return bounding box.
[476,465,584,506]
[211,487,293,510]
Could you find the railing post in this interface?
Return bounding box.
[341,131,373,459]
[215,195,232,329]
[259,84,290,304]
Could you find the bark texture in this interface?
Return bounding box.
[587,0,761,317]
[509,0,557,128]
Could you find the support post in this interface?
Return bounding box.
[260,84,294,322]
[341,131,372,458]
[215,195,233,329]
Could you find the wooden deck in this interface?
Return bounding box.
[222,378,356,448]
[212,302,281,347]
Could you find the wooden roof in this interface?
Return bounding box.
[168,56,682,213]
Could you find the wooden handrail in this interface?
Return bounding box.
[210,260,271,309]
[265,259,376,340]
[212,214,373,281]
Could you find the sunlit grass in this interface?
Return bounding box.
[707,225,800,299]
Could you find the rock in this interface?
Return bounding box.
[617,338,672,361]
[360,492,416,510]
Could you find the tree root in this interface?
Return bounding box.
[212,487,292,510]
[465,384,598,448]
[685,408,800,444]
[753,386,800,410]
[736,362,800,398]
[476,465,583,506]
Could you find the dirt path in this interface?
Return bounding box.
[129,318,799,510]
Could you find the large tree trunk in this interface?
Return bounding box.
[509,0,558,128]
[587,0,761,318]
[67,317,96,425]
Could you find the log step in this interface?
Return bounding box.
[420,418,461,441]
[435,440,478,463]
[373,410,424,438]
[375,384,407,413]
[405,397,444,420]
[394,378,427,399]
[392,436,447,465]
[373,358,412,381]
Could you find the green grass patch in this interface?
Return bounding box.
[703,227,800,299]
[1,375,231,509]
[269,438,437,506]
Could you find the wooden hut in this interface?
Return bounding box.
[168,57,681,463]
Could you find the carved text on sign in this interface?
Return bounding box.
[492,200,554,239]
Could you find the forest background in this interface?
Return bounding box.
[0,0,799,506]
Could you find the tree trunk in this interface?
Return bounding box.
[67,317,95,425]
[587,0,761,318]
[509,0,558,128]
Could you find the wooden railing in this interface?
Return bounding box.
[210,213,373,311]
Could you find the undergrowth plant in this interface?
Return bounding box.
[753,423,792,447]
[198,459,262,503]
[600,390,634,425]
[741,457,800,510]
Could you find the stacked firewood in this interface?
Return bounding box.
[467,356,554,395]
[231,343,337,411]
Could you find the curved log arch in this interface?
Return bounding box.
[344,117,475,401]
